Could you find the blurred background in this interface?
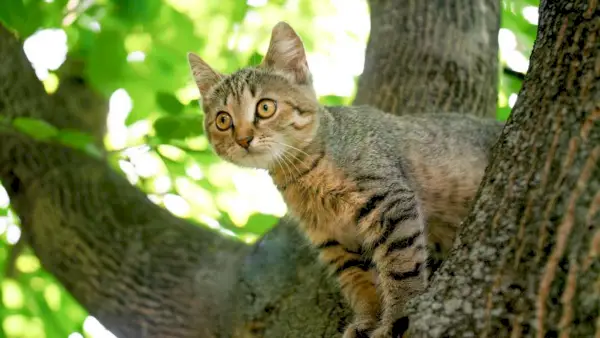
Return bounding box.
[0,0,538,336]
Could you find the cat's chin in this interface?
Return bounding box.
[227,150,273,170]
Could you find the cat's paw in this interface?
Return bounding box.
[369,325,393,338]
[370,316,410,338]
[342,319,375,338]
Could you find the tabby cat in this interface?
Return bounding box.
[187,22,504,338]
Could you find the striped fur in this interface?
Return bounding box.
[188,22,504,338]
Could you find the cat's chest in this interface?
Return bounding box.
[276,156,366,249]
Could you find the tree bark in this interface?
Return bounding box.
[406,1,600,336]
[12,0,600,338]
[354,0,500,118]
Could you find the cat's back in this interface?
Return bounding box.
[323,105,504,227]
[324,105,503,160]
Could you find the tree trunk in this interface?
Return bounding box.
[4,0,595,338]
[355,0,499,118]
[406,1,600,336]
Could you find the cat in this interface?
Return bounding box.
[187,21,504,338]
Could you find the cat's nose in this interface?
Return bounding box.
[236,135,254,149]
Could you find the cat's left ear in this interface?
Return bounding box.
[187,52,223,98]
[262,22,311,84]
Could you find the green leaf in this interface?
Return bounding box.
[110,0,162,24]
[124,84,157,126]
[189,151,219,166]
[83,144,104,159]
[243,213,279,234]
[320,95,348,106]
[86,28,128,93]
[12,117,59,140]
[230,1,249,23]
[55,130,103,159]
[0,0,35,36]
[18,277,67,338]
[497,106,512,121]
[197,179,217,192]
[154,116,181,139]
[156,92,185,115]
[246,52,264,66]
[163,159,187,178]
[153,115,204,141]
[55,130,94,148]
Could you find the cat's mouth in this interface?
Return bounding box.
[229,146,274,169]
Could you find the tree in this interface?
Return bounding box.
[0,0,597,338]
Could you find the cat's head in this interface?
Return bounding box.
[187,22,320,170]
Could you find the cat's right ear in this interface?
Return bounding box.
[262,22,311,84]
[187,52,223,98]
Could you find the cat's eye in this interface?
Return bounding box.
[256,99,277,118]
[215,112,233,131]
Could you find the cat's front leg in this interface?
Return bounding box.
[314,239,381,338]
[358,187,428,338]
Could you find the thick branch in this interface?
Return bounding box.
[406,1,600,336]
[0,130,248,337]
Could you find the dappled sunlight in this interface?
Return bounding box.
[106,89,133,150]
[0,185,8,209]
[499,28,530,73]
[23,29,67,80]
[522,6,539,25]
[6,225,20,245]
[509,93,519,108]
[82,317,118,338]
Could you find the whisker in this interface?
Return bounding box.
[274,141,311,158]
[280,150,302,177]
[272,143,311,170]
[273,149,293,184]
[285,150,312,171]
[258,126,311,159]
[274,156,289,184]
[265,145,284,175]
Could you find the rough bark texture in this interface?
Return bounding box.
[406,1,600,336]
[3,0,594,337]
[354,0,500,118]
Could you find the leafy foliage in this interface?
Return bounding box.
[0,0,539,336]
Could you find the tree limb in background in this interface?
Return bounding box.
[355,0,500,118]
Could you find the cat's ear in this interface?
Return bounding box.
[187,52,223,97]
[262,22,311,84]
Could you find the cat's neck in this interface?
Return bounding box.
[268,106,331,190]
